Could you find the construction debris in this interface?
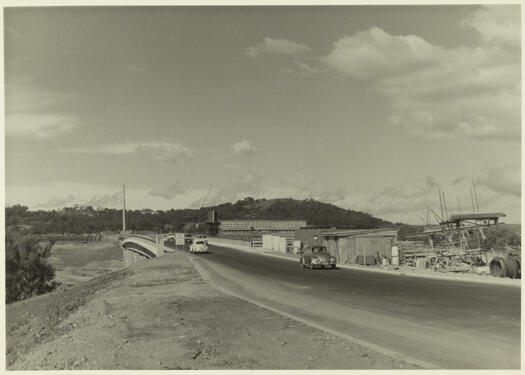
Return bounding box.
[401,212,521,279]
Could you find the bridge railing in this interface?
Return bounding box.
[126,234,156,243]
[121,236,166,266]
[121,242,158,259]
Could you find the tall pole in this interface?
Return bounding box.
[442,191,449,221]
[122,184,126,232]
[470,189,476,212]
[472,177,480,212]
[438,189,444,222]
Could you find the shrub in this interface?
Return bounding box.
[5,229,57,303]
[483,224,521,251]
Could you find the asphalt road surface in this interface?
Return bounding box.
[186,244,520,369]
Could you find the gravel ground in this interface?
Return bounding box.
[7,251,419,370]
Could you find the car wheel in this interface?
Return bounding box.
[331,264,336,269]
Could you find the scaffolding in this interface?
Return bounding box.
[403,212,506,270]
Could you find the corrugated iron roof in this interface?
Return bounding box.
[444,212,505,223]
[321,228,398,237]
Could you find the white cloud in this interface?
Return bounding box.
[64,142,193,164]
[85,191,123,208]
[323,27,439,81]
[6,166,520,223]
[5,181,203,211]
[345,169,520,224]
[6,113,78,139]
[322,10,520,142]
[190,174,264,208]
[282,61,328,77]
[230,140,257,156]
[317,186,349,205]
[246,37,311,58]
[6,182,119,210]
[135,143,193,164]
[461,5,520,50]
[35,194,76,209]
[5,81,78,139]
[350,177,443,221]
[149,182,186,200]
[477,163,520,197]
[6,81,75,113]
[127,63,148,72]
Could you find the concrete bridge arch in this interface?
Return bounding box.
[121,236,165,266]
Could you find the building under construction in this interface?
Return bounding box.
[402,193,519,278]
[395,177,520,278]
[218,220,307,234]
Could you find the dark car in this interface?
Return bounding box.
[299,246,337,269]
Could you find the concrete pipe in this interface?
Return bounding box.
[505,256,520,279]
[490,256,508,278]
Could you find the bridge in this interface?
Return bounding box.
[120,235,168,266]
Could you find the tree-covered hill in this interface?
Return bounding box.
[6,197,396,234]
[209,197,392,228]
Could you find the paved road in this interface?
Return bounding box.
[186,244,520,369]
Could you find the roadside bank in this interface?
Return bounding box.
[7,250,418,370]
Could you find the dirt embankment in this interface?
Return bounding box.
[7,250,418,370]
[47,239,123,286]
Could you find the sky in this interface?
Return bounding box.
[4,5,521,224]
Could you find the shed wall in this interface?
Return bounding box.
[294,228,326,250]
[323,231,397,265]
[355,236,394,258]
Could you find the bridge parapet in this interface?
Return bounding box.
[121,236,166,266]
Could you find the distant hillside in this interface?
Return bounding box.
[5,197,397,234]
[207,197,392,229]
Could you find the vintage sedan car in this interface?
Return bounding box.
[299,245,337,269]
[189,239,208,254]
[193,234,208,245]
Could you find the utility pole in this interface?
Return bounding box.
[122,184,126,232]
[472,177,480,212]
[470,189,476,212]
[438,189,444,222]
[442,191,449,221]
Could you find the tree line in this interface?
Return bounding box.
[5,198,398,235]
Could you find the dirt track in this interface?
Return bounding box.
[7,250,418,370]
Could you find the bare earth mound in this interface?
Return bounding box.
[7,251,418,370]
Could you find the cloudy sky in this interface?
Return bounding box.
[4,5,521,224]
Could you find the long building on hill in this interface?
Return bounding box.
[218,220,307,234]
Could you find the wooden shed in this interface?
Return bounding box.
[321,229,398,265]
